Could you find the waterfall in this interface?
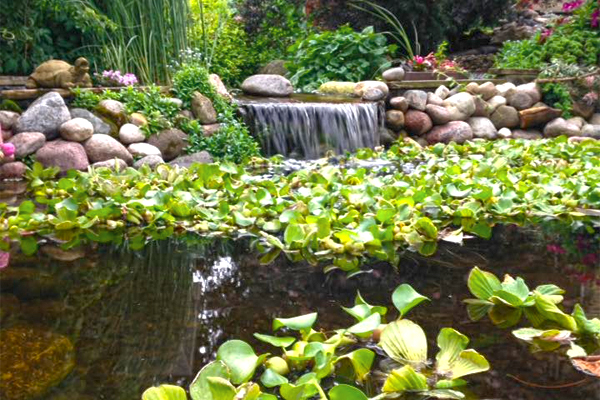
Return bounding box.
[237,96,384,159]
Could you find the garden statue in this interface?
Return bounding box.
[26,57,93,89]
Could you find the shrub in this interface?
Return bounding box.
[286,25,395,92]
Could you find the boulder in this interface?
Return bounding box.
[427,92,444,106]
[496,82,516,98]
[425,121,473,144]
[389,97,409,112]
[127,143,162,157]
[490,105,520,129]
[497,128,512,138]
[96,99,127,126]
[425,104,452,125]
[318,82,356,96]
[487,96,507,113]
[382,67,405,81]
[70,108,113,136]
[403,90,428,111]
[59,118,94,142]
[191,92,218,124]
[434,85,450,100]
[465,82,479,94]
[147,128,188,161]
[203,123,222,137]
[581,124,600,139]
[241,74,293,97]
[0,111,20,131]
[169,151,213,168]
[404,110,433,136]
[572,101,595,120]
[92,159,128,170]
[590,114,600,125]
[543,118,581,137]
[0,161,27,180]
[380,129,398,146]
[472,96,493,117]
[512,129,543,140]
[134,155,165,169]
[567,117,586,129]
[84,134,133,165]
[130,112,148,127]
[362,88,386,101]
[443,92,476,121]
[519,106,563,129]
[355,81,389,98]
[209,74,233,102]
[507,91,535,110]
[475,82,497,100]
[385,110,405,131]
[13,92,71,139]
[35,140,89,172]
[468,117,498,139]
[8,132,46,158]
[119,123,145,144]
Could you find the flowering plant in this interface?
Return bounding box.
[0,143,15,158]
[564,0,600,29]
[408,53,466,74]
[95,70,139,87]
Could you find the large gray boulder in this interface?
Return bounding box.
[191,92,218,124]
[84,134,133,165]
[581,124,600,139]
[491,105,520,129]
[242,74,293,97]
[14,92,71,139]
[35,140,89,172]
[70,108,113,136]
[544,118,582,137]
[403,90,428,111]
[8,132,46,158]
[147,128,188,161]
[468,117,498,140]
[443,92,476,121]
[425,105,452,125]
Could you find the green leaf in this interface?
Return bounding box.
[234,212,255,227]
[463,299,493,321]
[467,267,501,300]
[382,365,428,393]
[284,223,305,245]
[446,349,490,379]
[436,328,469,374]
[253,334,296,348]
[421,389,465,399]
[376,208,396,223]
[416,217,438,239]
[279,374,319,400]
[533,292,577,331]
[142,385,187,400]
[379,319,427,366]
[336,349,375,382]
[190,361,231,400]
[18,201,35,214]
[207,377,237,400]
[488,303,523,328]
[347,313,381,336]
[261,369,289,388]
[500,276,530,303]
[392,284,429,317]
[216,340,259,385]
[535,284,565,297]
[20,236,38,256]
[273,313,318,334]
[572,304,600,335]
[328,385,368,400]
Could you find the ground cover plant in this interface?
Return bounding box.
[142,283,490,400]
[1,138,599,276]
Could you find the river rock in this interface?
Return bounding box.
[385,110,405,131]
[14,92,71,139]
[473,96,492,117]
[35,140,89,172]
[59,118,93,142]
[70,108,112,136]
[512,129,543,140]
[0,111,20,131]
[203,124,221,137]
[134,155,164,169]
[0,326,75,400]
[465,82,479,94]
[519,106,563,129]
[8,132,45,158]
[425,121,473,144]
[443,92,476,121]
[130,112,148,127]
[119,123,145,144]
[0,162,26,180]
[128,143,162,157]
[497,128,512,138]
[491,105,520,129]
[147,128,188,161]
[92,159,128,170]
[380,129,398,146]
[496,82,516,98]
[355,81,389,98]
[1,129,12,141]
[488,96,507,113]
[382,67,405,81]
[96,99,127,126]
[169,151,213,168]
[590,114,600,125]
[573,101,595,120]
[581,124,600,139]
[389,97,409,112]
[507,91,535,110]
[434,85,450,100]
[476,82,497,100]
[468,117,498,139]
[543,118,581,137]
[84,134,133,165]
[427,93,444,106]
[567,117,586,129]
[362,88,385,101]
[404,90,428,111]
[404,110,432,135]
[425,104,452,125]
[191,92,218,124]
[242,74,293,97]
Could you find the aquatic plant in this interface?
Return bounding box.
[143,284,489,399]
[2,138,600,273]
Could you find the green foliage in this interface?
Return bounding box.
[493,38,544,69]
[172,63,228,115]
[287,25,395,92]
[541,83,574,119]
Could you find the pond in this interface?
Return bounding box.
[1,225,598,400]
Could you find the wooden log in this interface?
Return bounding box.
[0,86,172,101]
[0,76,28,86]
[386,79,507,90]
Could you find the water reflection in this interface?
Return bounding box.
[0,226,598,400]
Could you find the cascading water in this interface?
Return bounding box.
[237,95,384,159]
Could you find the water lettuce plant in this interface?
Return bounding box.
[465,267,600,357]
[143,284,489,400]
[1,138,599,275]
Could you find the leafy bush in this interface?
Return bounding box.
[493,38,544,69]
[287,25,395,92]
[541,83,574,119]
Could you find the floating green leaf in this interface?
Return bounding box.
[216,340,260,385]
[467,267,502,300]
[379,319,427,366]
[328,385,368,400]
[142,385,187,400]
[392,284,429,317]
[190,361,231,400]
[273,313,318,334]
[382,365,428,393]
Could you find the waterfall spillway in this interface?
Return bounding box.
[238,96,384,159]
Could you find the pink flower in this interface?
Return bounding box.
[539,28,553,43]
[592,9,599,28]
[547,244,566,254]
[0,251,8,269]
[563,0,584,12]
[1,143,15,157]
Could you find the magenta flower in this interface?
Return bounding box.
[1,143,15,157]
[592,9,599,28]
[562,0,584,12]
[547,244,566,254]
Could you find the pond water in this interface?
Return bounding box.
[1,225,598,400]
